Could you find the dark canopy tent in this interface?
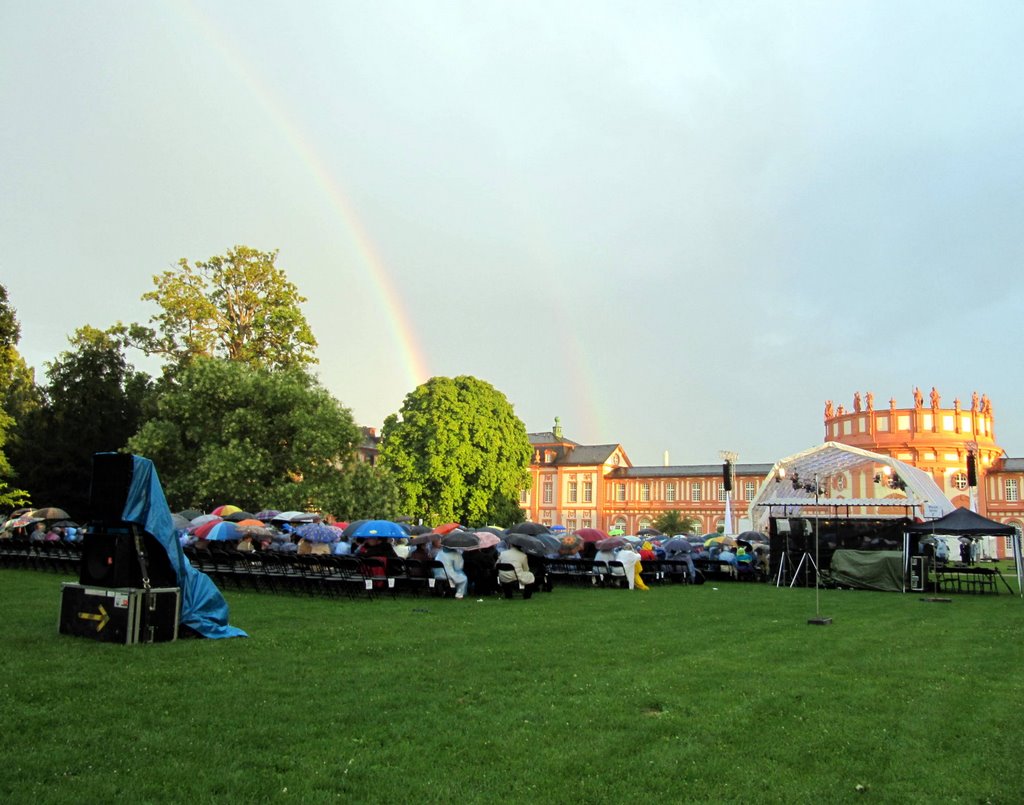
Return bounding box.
[906,507,1014,537]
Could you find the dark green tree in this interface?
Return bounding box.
[127,358,362,513]
[653,510,701,536]
[378,376,532,525]
[123,245,317,373]
[9,326,152,516]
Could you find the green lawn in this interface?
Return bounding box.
[2,568,1023,803]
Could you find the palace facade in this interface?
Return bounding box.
[522,390,1024,548]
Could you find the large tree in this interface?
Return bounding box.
[378,376,532,525]
[0,285,32,508]
[126,245,317,372]
[127,357,364,514]
[10,326,151,516]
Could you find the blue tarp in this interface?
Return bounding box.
[119,454,247,639]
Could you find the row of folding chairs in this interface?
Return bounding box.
[182,548,457,600]
[0,538,82,574]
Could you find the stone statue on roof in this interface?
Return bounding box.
[913,387,923,409]
[824,400,833,419]
[930,386,940,409]
[866,391,874,412]
[853,391,862,412]
[971,391,979,412]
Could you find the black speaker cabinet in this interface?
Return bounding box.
[59,583,180,644]
[79,529,178,589]
[89,452,135,523]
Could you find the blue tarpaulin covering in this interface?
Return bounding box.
[119,455,247,639]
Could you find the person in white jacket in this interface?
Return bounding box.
[434,546,468,599]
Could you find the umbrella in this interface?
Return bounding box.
[176,509,203,521]
[559,534,583,555]
[52,519,80,529]
[506,533,547,556]
[409,524,433,535]
[607,527,626,537]
[273,510,318,523]
[211,504,242,517]
[474,525,506,537]
[549,524,567,533]
[575,528,610,543]
[170,514,192,531]
[234,518,267,528]
[297,522,341,544]
[441,530,481,549]
[662,537,692,555]
[432,522,463,536]
[30,507,70,520]
[8,515,41,529]
[347,519,407,539]
[408,533,438,546]
[637,527,662,536]
[191,513,221,527]
[507,521,550,536]
[197,520,242,541]
[255,509,281,521]
[736,530,768,544]
[596,536,627,551]
[536,533,562,553]
[224,510,257,522]
[471,532,502,550]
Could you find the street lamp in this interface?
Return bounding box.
[808,472,832,626]
[720,450,738,535]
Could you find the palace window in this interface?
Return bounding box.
[1006,479,1019,503]
[666,482,676,502]
[744,480,756,501]
[567,518,577,532]
[543,478,553,504]
[952,472,968,490]
[584,481,593,503]
[568,481,578,503]
[691,482,702,502]
[582,517,592,529]
[717,484,727,502]
[640,482,651,502]
[616,483,626,502]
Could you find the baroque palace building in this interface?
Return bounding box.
[522,391,1024,544]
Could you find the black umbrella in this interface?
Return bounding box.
[170,514,192,531]
[176,509,204,521]
[506,533,547,556]
[224,510,257,522]
[409,533,438,546]
[507,521,550,537]
[52,519,81,529]
[662,537,692,556]
[637,527,662,536]
[409,524,433,535]
[595,536,627,552]
[441,530,480,549]
[341,519,369,539]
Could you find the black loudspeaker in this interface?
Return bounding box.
[722,461,732,492]
[79,529,178,589]
[966,454,977,487]
[89,452,135,523]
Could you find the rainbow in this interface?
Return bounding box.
[173,0,430,388]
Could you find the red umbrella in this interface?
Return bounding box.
[433,522,462,536]
[575,528,610,543]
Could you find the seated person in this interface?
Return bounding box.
[497,544,536,599]
[615,545,649,591]
[434,546,468,599]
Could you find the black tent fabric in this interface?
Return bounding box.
[906,507,1014,536]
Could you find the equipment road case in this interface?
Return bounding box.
[59,583,181,644]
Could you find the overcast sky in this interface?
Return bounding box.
[2,1,1022,466]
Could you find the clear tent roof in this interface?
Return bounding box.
[749,442,954,531]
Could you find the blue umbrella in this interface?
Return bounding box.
[202,521,242,542]
[297,522,341,544]
[348,519,407,539]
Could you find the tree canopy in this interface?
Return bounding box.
[0,285,31,508]
[9,326,151,516]
[653,510,702,536]
[378,376,531,525]
[126,358,366,514]
[127,245,318,372]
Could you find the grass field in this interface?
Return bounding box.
[2,567,1023,804]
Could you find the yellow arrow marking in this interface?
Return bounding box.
[77,604,110,632]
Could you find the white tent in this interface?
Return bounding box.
[750,442,954,531]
